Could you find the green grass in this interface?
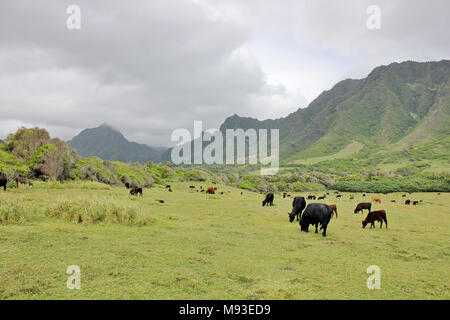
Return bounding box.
[0,182,449,299]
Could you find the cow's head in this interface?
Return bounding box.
[362,220,368,229]
[288,212,295,223]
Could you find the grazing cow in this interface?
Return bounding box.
[299,203,333,237]
[283,193,287,198]
[336,194,342,199]
[165,185,171,189]
[220,192,224,195]
[288,197,306,223]
[307,195,316,200]
[206,187,215,194]
[405,200,411,205]
[362,210,388,229]
[212,182,217,185]
[16,177,32,188]
[0,177,7,191]
[125,182,131,189]
[362,194,366,197]
[262,193,274,207]
[349,195,354,200]
[372,197,381,204]
[168,188,173,192]
[155,200,165,203]
[391,200,396,203]
[354,202,371,214]
[402,194,407,198]
[329,204,338,218]
[130,187,143,196]
[189,185,195,189]
[318,195,326,200]
[326,193,330,195]
[413,201,419,206]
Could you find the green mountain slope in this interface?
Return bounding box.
[218,60,450,161]
[68,124,164,163]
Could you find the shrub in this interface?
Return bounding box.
[45,200,155,226]
[0,201,28,225]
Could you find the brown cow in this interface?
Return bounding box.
[372,197,381,204]
[16,177,32,188]
[206,187,215,194]
[329,204,338,218]
[362,210,388,229]
[130,187,143,196]
[349,195,354,200]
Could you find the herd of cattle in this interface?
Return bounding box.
[123,182,428,238]
[0,176,430,237]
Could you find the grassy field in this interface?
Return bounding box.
[0,181,449,300]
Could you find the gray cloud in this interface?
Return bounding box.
[0,0,448,146]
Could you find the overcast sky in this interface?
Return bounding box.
[1,0,449,146]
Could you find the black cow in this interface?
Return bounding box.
[189,185,195,189]
[125,182,131,189]
[130,187,143,196]
[413,201,419,206]
[318,196,326,200]
[283,193,287,198]
[165,185,171,189]
[288,197,306,223]
[405,200,411,205]
[299,203,333,237]
[262,193,274,207]
[0,177,7,191]
[354,202,371,214]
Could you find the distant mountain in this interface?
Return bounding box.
[161,60,450,163]
[68,124,164,163]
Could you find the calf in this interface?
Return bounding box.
[354,202,371,214]
[299,203,333,237]
[262,193,274,207]
[329,204,338,218]
[206,187,215,194]
[372,197,381,204]
[349,195,354,200]
[362,210,388,229]
[288,197,306,223]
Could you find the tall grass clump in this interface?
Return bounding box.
[0,201,28,225]
[45,200,154,226]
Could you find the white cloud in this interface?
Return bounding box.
[0,0,448,145]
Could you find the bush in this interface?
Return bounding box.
[45,200,155,226]
[0,201,28,225]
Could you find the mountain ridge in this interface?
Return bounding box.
[68,124,165,163]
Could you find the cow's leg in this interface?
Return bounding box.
[315,224,318,234]
[380,220,383,229]
[322,226,327,237]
